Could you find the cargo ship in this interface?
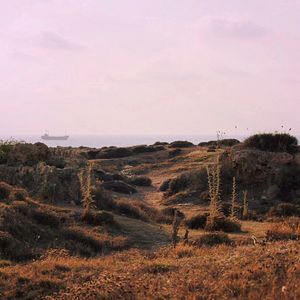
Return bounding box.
[41,133,69,141]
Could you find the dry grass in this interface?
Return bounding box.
[0,241,299,299]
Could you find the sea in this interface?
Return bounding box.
[0,134,246,148]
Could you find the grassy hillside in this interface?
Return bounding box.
[0,136,300,299]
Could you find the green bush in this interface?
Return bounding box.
[193,233,232,247]
[128,176,152,187]
[243,133,298,153]
[268,203,300,217]
[115,200,148,221]
[185,213,208,229]
[275,165,300,199]
[82,211,114,226]
[11,188,28,201]
[31,208,61,228]
[0,141,15,164]
[205,216,241,233]
[169,141,194,148]
[0,182,12,200]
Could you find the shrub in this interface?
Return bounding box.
[131,145,163,154]
[169,141,194,148]
[0,182,12,200]
[114,200,148,221]
[193,233,232,247]
[98,147,133,159]
[144,262,177,274]
[205,216,241,233]
[185,213,208,229]
[102,181,137,194]
[82,211,114,226]
[31,208,61,228]
[0,231,33,261]
[266,218,300,241]
[156,207,185,224]
[164,174,189,197]
[268,203,300,217]
[63,227,108,253]
[160,207,185,219]
[11,188,28,201]
[275,165,300,199]
[0,140,15,164]
[243,133,298,153]
[158,179,171,192]
[93,186,115,210]
[168,148,182,157]
[128,176,152,187]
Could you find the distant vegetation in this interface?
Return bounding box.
[0,139,19,164]
[243,133,298,153]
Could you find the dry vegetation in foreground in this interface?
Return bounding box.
[0,241,299,299]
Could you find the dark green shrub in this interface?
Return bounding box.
[63,228,107,252]
[168,148,182,157]
[170,141,194,148]
[243,133,298,153]
[0,182,12,200]
[131,145,163,154]
[0,141,14,164]
[82,211,114,226]
[268,203,300,217]
[102,181,137,194]
[93,186,116,210]
[115,200,148,221]
[275,165,300,199]
[193,233,232,247]
[0,231,33,261]
[128,176,152,186]
[205,216,241,233]
[158,179,171,192]
[164,174,189,197]
[31,209,60,228]
[98,147,133,159]
[11,188,28,201]
[185,213,208,229]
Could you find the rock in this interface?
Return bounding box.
[102,181,137,194]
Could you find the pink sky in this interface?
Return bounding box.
[1,0,300,135]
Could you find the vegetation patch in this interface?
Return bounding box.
[185,213,208,229]
[193,233,233,247]
[127,176,152,186]
[243,133,298,153]
[82,211,115,226]
[205,216,241,233]
[268,203,300,217]
[169,141,194,148]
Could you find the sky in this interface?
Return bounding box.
[0,0,300,136]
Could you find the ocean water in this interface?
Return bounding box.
[0,134,246,148]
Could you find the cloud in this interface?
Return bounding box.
[33,31,84,51]
[209,18,269,39]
